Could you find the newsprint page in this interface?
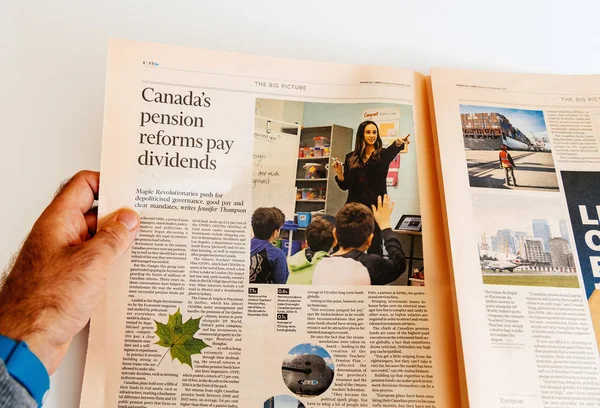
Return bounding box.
[431,69,600,408]
[80,40,461,408]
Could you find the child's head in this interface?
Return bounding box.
[334,203,374,250]
[273,207,285,228]
[252,207,285,240]
[306,217,335,253]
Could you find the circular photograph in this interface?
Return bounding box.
[263,395,306,408]
[281,343,334,397]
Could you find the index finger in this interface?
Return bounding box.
[50,171,100,214]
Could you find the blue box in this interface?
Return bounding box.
[281,239,302,256]
[297,212,312,228]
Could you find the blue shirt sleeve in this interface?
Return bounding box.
[273,249,289,284]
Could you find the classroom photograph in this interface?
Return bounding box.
[249,99,424,287]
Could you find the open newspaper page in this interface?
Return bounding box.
[80,39,460,407]
[430,68,600,408]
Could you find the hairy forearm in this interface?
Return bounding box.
[0,238,68,373]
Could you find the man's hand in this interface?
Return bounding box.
[371,194,395,230]
[0,171,139,374]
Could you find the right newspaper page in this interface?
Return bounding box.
[431,68,600,408]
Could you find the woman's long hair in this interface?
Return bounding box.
[348,120,382,169]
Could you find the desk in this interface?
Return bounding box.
[393,229,423,282]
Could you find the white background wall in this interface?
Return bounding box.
[2,1,600,407]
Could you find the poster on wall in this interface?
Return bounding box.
[362,107,402,186]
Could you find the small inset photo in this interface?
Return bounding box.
[282,343,334,397]
[460,105,559,191]
[474,192,579,288]
[263,395,306,408]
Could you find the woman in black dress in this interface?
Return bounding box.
[332,120,410,255]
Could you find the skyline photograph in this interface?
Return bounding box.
[472,191,579,288]
[472,192,567,242]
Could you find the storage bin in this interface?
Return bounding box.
[303,163,326,179]
[301,188,318,200]
[317,188,326,200]
[314,137,330,148]
[281,239,302,256]
[297,212,312,228]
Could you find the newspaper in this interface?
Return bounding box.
[430,69,600,407]
[80,40,460,407]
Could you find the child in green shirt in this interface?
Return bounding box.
[286,217,335,285]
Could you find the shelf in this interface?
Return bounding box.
[297,156,330,161]
[294,125,354,218]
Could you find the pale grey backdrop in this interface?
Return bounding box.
[2,1,600,406]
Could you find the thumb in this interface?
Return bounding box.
[86,208,140,263]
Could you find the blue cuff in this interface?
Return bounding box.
[0,335,50,406]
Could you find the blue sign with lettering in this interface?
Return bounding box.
[562,171,600,298]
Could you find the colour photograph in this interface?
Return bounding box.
[249,100,424,286]
[473,191,579,288]
[263,395,306,408]
[281,343,334,397]
[460,105,559,191]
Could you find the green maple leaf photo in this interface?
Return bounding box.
[154,308,209,368]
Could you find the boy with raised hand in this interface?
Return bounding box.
[287,217,336,285]
[313,195,407,285]
[249,207,288,284]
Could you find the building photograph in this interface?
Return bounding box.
[460,105,559,191]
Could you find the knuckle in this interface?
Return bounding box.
[54,177,72,197]
[67,171,88,186]
[73,170,89,180]
[54,171,87,197]
[74,169,97,179]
